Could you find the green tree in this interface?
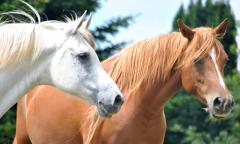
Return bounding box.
[0,107,16,144]
[0,0,48,12]
[172,0,237,74]
[44,0,100,20]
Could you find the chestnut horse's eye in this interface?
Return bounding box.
[76,52,90,61]
[197,78,204,84]
[193,59,199,64]
[193,59,203,65]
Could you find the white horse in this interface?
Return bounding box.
[0,1,124,118]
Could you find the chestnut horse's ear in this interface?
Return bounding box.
[214,19,228,38]
[177,19,195,41]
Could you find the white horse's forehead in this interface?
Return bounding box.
[209,47,226,89]
[66,36,91,51]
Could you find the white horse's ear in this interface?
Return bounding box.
[66,11,87,35]
[82,13,92,30]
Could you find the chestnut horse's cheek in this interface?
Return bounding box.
[181,71,195,94]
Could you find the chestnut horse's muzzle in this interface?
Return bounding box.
[212,96,234,119]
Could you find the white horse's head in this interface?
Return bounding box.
[47,13,123,117]
[0,1,123,118]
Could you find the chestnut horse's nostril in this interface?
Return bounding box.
[114,95,124,106]
[213,97,222,107]
[213,97,234,113]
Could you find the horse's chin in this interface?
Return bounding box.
[96,106,114,118]
[202,107,228,120]
[212,114,226,120]
[211,113,229,120]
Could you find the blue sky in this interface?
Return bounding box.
[91,0,240,46]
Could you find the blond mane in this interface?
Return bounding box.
[108,27,220,91]
[0,2,95,69]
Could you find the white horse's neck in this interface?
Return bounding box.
[0,28,58,118]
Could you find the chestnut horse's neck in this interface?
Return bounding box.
[124,69,182,117]
[95,57,183,143]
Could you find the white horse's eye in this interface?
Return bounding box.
[76,52,90,61]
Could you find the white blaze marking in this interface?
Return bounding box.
[210,48,226,89]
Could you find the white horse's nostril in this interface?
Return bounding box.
[114,95,124,106]
[98,100,103,105]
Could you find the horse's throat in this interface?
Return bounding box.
[125,70,182,114]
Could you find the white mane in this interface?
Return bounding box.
[0,1,95,69]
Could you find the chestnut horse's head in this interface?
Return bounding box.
[179,19,234,119]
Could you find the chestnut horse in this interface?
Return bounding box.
[14,19,234,144]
